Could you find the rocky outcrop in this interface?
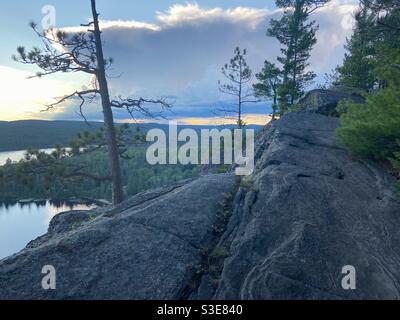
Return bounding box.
[0,175,238,299]
[210,112,400,300]
[1,109,400,300]
[297,88,365,116]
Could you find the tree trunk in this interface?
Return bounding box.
[238,62,243,129]
[272,92,277,120]
[91,0,124,204]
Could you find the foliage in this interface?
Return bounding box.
[0,126,199,202]
[336,5,378,92]
[336,1,400,195]
[267,0,320,108]
[336,1,400,92]
[391,143,400,195]
[337,46,400,161]
[253,60,282,119]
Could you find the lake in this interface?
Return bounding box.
[0,200,96,260]
[0,148,55,165]
[0,149,99,260]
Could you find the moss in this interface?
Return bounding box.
[180,187,237,299]
[217,165,230,174]
[210,246,230,259]
[212,192,234,235]
[87,213,96,222]
[240,175,255,191]
[71,222,82,231]
[199,245,210,257]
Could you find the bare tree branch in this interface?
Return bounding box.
[110,97,172,119]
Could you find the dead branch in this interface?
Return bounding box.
[110,97,172,119]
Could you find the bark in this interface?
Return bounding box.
[91,0,124,204]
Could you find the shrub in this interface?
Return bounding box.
[337,47,400,161]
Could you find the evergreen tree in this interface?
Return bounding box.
[337,45,400,160]
[268,0,325,110]
[336,0,400,194]
[253,60,282,119]
[336,4,377,92]
[218,47,256,128]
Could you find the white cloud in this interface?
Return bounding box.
[90,1,356,104]
[3,1,358,123]
[156,3,269,28]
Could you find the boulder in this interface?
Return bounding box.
[297,88,365,116]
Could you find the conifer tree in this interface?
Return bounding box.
[336,4,377,92]
[218,47,256,128]
[253,60,282,119]
[267,0,327,110]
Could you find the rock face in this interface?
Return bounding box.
[1,109,400,300]
[297,88,365,116]
[211,112,400,300]
[0,175,238,299]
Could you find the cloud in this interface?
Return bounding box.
[98,1,355,100]
[24,1,358,124]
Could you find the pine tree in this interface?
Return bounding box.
[268,0,324,109]
[337,45,400,160]
[218,47,256,128]
[253,60,282,119]
[336,4,377,92]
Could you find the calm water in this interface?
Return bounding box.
[0,150,96,259]
[0,200,95,260]
[0,148,55,165]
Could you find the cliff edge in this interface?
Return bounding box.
[1,92,400,300]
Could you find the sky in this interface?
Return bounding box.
[0,0,358,124]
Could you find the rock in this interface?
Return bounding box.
[211,112,400,300]
[1,103,400,300]
[0,174,237,300]
[297,88,365,116]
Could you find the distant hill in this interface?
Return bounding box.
[0,120,103,152]
[0,120,262,152]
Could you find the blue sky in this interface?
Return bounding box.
[0,0,358,124]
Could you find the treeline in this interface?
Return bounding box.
[0,122,258,202]
[0,121,250,152]
[0,120,103,152]
[333,0,400,192]
[0,144,199,202]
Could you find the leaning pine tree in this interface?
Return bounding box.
[13,0,170,205]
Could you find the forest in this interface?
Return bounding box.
[0,0,399,202]
[0,142,200,202]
